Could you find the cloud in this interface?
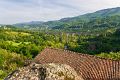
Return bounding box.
[0,0,120,24]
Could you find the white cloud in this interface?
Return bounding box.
[0,0,120,24]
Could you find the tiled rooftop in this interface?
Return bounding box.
[34,48,120,80]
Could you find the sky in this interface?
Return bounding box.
[0,0,120,24]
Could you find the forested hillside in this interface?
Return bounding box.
[1,26,120,58]
[0,26,120,79]
[14,7,120,30]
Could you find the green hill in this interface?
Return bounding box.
[14,7,120,30]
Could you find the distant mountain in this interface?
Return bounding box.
[13,7,120,29]
[14,21,44,28]
[77,7,120,20]
[51,7,120,29]
[58,7,120,22]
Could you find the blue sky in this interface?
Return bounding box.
[0,0,120,24]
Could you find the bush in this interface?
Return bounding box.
[0,48,27,79]
[97,52,120,60]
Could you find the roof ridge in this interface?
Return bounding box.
[45,47,119,61]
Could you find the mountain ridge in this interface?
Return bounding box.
[14,7,120,29]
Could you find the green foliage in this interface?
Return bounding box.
[1,25,120,79]
[1,27,120,58]
[52,15,120,31]
[0,48,26,79]
[0,70,7,80]
[97,52,120,60]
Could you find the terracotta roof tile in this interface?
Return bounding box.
[34,48,120,80]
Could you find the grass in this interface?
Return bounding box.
[5,31,31,36]
[6,41,31,46]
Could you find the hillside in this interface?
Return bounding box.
[14,7,120,30]
[75,7,120,20]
